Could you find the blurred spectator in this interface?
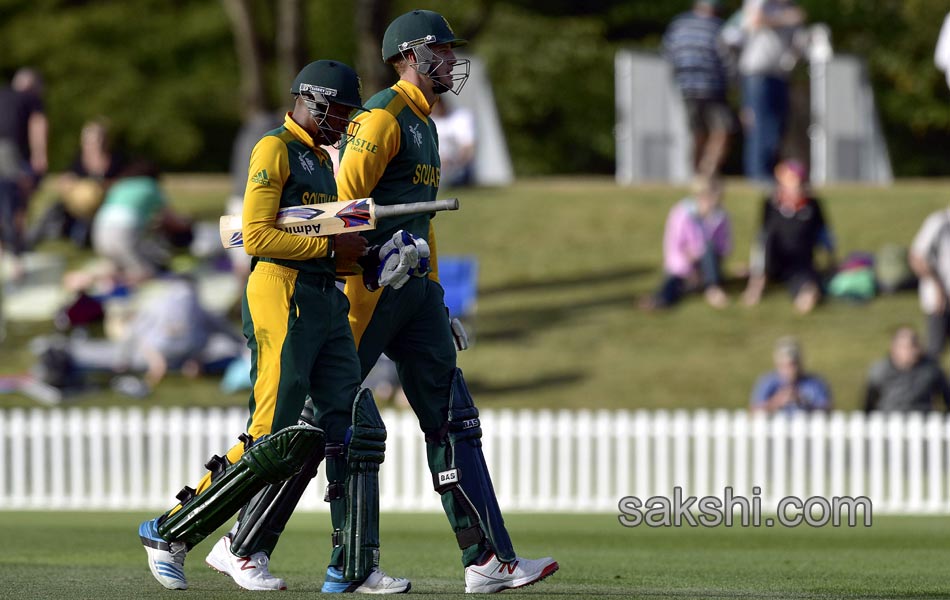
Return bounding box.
[29,118,125,249]
[732,0,806,183]
[864,326,950,413]
[742,159,835,314]
[750,336,831,414]
[936,11,950,91]
[430,97,476,188]
[33,275,244,396]
[90,160,191,286]
[639,175,731,310]
[0,67,48,281]
[662,0,735,178]
[909,205,950,358]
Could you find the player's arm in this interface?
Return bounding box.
[242,136,332,260]
[336,109,401,201]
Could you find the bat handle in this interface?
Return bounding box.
[374,198,459,219]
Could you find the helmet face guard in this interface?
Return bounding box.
[398,36,470,95]
[297,85,361,149]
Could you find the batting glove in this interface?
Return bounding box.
[377,230,421,290]
[450,317,469,351]
[407,237,431,278]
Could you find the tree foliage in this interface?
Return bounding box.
[1,0,949,175]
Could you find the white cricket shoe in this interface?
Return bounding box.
[464,553,559,594]
[321,566,411,594]
[205,534,287,591]
[139,517,188,590]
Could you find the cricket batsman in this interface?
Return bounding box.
[138,60,409,593]
[222,10,559,593]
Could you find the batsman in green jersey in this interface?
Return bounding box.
[139,60,410,594]
[229,9,559,594]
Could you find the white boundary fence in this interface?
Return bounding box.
[1,408,949,513]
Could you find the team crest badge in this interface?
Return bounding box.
[298,152,315,174]
[408,123,423,147]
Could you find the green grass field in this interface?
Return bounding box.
[0,511,948,599]
[2,176,949,411]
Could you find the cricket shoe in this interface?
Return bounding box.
[205,534,287,591]
[464,553,559,593]
[139,517,188,590]
[321,566,411,594]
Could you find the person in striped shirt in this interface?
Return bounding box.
[663,0,736,177]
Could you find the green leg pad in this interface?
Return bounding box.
[343,389,386,582]
[157,424,325,548]
[230,400,325,558]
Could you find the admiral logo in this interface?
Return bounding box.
[299,83,337,97]
[438,469,459,486]
[286,224,321,235]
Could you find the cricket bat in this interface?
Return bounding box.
[219,197,459,249]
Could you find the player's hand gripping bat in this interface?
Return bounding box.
[219,197,459,249]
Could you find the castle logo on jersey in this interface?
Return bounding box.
[408,123,424,147]
[335,199,372,228]
[251,169,270,187]
[298,152,315,174]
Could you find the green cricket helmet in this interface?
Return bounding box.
[381,9,470,95]
[291,60,366,147]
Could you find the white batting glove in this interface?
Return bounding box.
[408,237,431,278]
[450,317,469,351]
[378,230,419,290]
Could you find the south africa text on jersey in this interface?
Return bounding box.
[413,163,440,187]
[302,191,337,205]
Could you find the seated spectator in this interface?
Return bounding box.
[640,175,731,310]
[742,159,835,314]
[864,326,950,413]
[29,118,125,248]
[750,336,832,414]
[430,97,476,188]
[90,160,191,286]
[34,275,244,396]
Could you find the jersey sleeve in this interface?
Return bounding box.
[241,136,331,260]
[336,109,401,201]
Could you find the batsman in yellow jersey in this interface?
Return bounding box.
[139,60,410,594]
[224,10,559,594]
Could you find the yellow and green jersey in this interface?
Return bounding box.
[242,113,338,277]
[337,81,440,248]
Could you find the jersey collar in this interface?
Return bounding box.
[393,81,432,121]
[283,112,329,162]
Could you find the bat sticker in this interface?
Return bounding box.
[229,231,244,247]
[278,206,325,220]
[335,199,372,228]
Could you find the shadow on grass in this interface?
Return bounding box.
[478,265,655,298]
[466,370,585,398]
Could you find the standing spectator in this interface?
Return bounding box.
[430,97,477,187]
[734,0,806,183]
[751,336,832,414]
[936,11,950,91]
[29,118,125,249]
[640,175,731,310]
[0,67,48,281]
[742,159,835,314]
[909,205,950,358]
[865,326,950,413]
[663,0,735,177]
